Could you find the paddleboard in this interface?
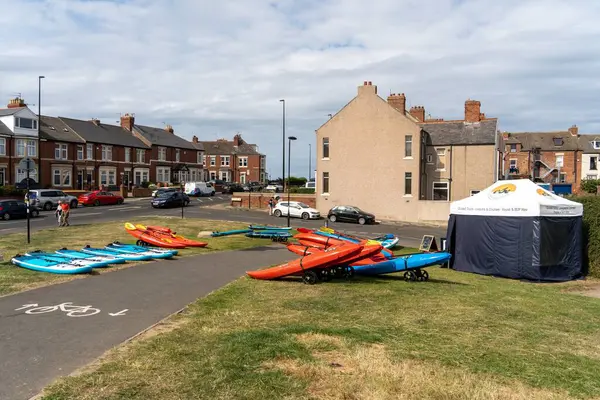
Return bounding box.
[55,248,127,264]
[24,251,114,268]
[80,246,154,261]
[11,255,93,274]
[104,243,175,259]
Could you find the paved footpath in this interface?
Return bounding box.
[0,246,296,400]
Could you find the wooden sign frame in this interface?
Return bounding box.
[419,235,438,252]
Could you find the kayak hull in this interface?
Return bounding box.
[353,252,452,275]
[140,224,208,247]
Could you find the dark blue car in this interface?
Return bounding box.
[0,200,40,221]
[151,192,191,208]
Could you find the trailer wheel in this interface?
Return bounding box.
[404,271,417,282]
[318,269,332,282]
[136,240,143,246]
[302,270,319,285]
[421,270,429,281]
[344,266,355,279]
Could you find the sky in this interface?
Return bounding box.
[1,0,600,179]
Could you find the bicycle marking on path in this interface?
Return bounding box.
[14,302,128,318]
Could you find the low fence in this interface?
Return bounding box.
[231,192,316,209]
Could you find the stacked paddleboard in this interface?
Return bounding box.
[12,242,179,275]
[211,224,292,241]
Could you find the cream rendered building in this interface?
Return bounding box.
[315,81,501,224]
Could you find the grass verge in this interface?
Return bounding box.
[0,217,278,296]
[39,248,600,400]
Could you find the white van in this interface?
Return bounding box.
[185,182,215,197]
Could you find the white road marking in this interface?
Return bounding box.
[208,198,213,201]
[108,206,141,211]
[109,309,128,316]
[74,212,103,216]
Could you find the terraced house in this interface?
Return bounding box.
[315,81,501,224]
[120,113,204,184]
[0,98,40,187]
[200,134,266,183]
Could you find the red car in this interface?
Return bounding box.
[78,191,124,206]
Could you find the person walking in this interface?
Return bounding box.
[268,197,274,216]
[60,200,71,226]
[55,201,63,226]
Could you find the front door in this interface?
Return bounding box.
[240,173,246,184]
[0,169,4,186]
[86,171,93,189]
[77,170,84,190]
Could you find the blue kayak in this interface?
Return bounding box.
[352,252,452,278]
[249,225,292,231]
[104,243,176,259]
[211,229,253,237]
[11,254,93,274]
[24,251,115,268]
[80,246,154,261]
[55,248,127,264]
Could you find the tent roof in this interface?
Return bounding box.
[449,179,583,217]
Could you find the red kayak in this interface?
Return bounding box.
[141,224,208,247]
[124,223,187,249]
[288,243,386,266]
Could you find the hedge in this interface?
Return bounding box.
[567,195,600,278]
[0,185,25,197]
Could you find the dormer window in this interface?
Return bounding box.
[509,144,517,152]
[592,140,600,150]
[553,137,563,146]
[16,117,37,130]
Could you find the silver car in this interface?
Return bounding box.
[28,189,79,211]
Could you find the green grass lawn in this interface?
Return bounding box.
[0,217,278,296]
[38,248,600,400]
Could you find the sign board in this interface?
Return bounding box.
[419,235,438,252]
[18,158,36,171]
[231,197,242,202]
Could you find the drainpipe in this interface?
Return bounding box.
[494,129,499,182]
[448,145,453,200]
[574,150,578,193]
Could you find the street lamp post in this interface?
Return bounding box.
[279,99,285,190]
[308,143,311,181]
[287,136,297,227]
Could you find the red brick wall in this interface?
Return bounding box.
[504,145,579,186]
[231,192,316,209]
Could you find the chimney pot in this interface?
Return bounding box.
[120,113,135,131]
[364,81,368,85]
[409,105,425,122]
[387,92,406,114]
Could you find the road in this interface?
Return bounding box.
[0,194,448,248]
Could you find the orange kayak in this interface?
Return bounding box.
[124,223,187,249]
[140,224,208,248]
[247,243,363,281]
[288,243,384,263]
[295,233,394,259]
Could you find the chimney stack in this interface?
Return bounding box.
[164,124,174,134]
[409,106,425,121]
[192,135,199,144]
[233,134,243,146]
[91,118,101,126]
[120,113,135,131]
[568,124,579,136]
[387,93,406,114]
[357,80,377,96]
[464,100,481,122]
[7,97,26,108]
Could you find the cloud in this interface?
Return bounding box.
[1,0,600,178]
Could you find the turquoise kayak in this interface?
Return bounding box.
[11,254,93,274]
[245,231,292,238]
[211,229,253,237]
[249,225,292,231]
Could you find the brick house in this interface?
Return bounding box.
[0,98,40,187]
[502,125,580,188]
[39,116,151,189]
[120,113,204,185]
[399,97,501,200]
[200,134,266,184]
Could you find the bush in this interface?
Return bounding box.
[290,187,315,194]
[567,195,600,278]
[580,179,600,194]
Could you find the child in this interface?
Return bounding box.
[55,201,63,226]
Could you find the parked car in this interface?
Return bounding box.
[222,182,244,194]
[28,189,79,211]
[151,191,190,208]
[184,182,215,197]
[152,187,178,198]
[273,201,321,220]
[327,205,376,225]
[265,182,284,192]
[78,191,124,206]
[304,181,316,189]
[0,200,40,220]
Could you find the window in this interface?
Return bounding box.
[16,168,37,182]
[157,167,170,182]
[555,155,564,168]
[509,159,518,173]
[433,182,449,201]
[197,151,202,164]
[470,190,480,196]
[26,140,36,157]
[209,171,217,180]
[53,168,71,187]
[101,145,112,161]
[210,156,216,166]
[553,138,563,146]
[16,117,37,130]
[175,149,180,162]
[322,172,329,194]
[77,145,84,160]
[0,138,5,155]
[221,156,230,166]
[16,140,25,157]
[219,171,229,181]
[593,141,600,150]
[158,147,166,161]
[260,156,265,169]
[55,143,68,160]
[137,149,145,163]
[202,155,207,165]
[99,169,116,186]
[86,143,94,160]
[134,169,149,185]
[587,174,597,180]
[559,172,567,183]
[239,157,248,167]
[322,137,330,158]
[404,172,412,195]
[510,144,517,152]
[404,135,412,158]
[591,157,597,171]
[124,148,131,163]
[436,148,446,171]
[426,154,433,163]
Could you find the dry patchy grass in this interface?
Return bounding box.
[0,216,274,296]
[39,265,600,400]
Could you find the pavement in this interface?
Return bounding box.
[0,245,297,400]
